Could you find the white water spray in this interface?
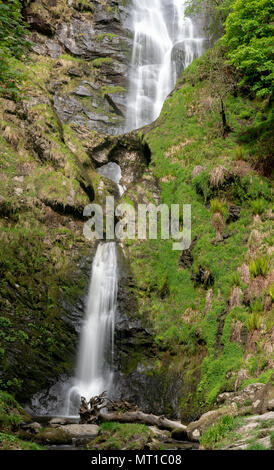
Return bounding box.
[66,242,118,416]
[125,0,205,131]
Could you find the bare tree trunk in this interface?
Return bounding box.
[220,98,231,137]
[98,410,187,432]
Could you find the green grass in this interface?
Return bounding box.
[126,43,274,412]
[247,442,268,450]
[0,432,43,450]
[89,422,152,450]
[249,256,270,278]
[200,415,239,449]
[0,390,28,429]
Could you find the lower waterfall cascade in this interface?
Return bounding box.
[65,242,118,416]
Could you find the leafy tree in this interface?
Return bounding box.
[0,0,29,98]
[223,0,274,97]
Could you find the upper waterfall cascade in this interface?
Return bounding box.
[125,0,205,131]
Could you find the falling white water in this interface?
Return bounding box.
[97,162,126,196]
[65,242,118,416]
[125,0,205,131]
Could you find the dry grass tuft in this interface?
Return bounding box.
[238,264,251,284]
[3,126,19,149]
[209,165,227,187]
[165,140,193,159]
[192,165,204,178]
[229,286,242,309]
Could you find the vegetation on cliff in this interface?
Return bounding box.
[126,0,273,418]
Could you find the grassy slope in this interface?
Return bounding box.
[124,45,273,418]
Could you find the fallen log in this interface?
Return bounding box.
[98,410,187,433]
[79,394,187,435]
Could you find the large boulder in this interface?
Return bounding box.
[58,424,99,439]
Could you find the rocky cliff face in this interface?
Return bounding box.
[24,0,132,134]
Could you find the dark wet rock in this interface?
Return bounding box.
[112,369,184,418]
[25,8,54,36]
[192,265,214,288]
[179,249,193,269]
[228,205,241,223]
[171,427,188,441]
[21,422,42,434]
[67,67,83,77]
[179,237,197,269]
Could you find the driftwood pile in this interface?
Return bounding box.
[79,392,186,432]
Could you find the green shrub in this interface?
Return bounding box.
[270,431,274,449]
[250,199,267,215]
[224,0,274,97]
[234,145,245,160]
[246,312,261,331]
[250,298,263,313]
[268,283,274,301]
[0,0,30,98]
[231,271,241,286]
[247,442,267,450]
[249,256,270,278]
[210,199,224,215]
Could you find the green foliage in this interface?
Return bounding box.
[247,442,267,450]
[198,303,243,403]
[0,432,43,450]
[249,256,270,278]
[223,0,274,96]
[246,312,261,332]
[250,298,263,313]
[200,415,237,449]
[230,271,241,286]
[90,422,152,450]
[210,199,224,215]
[92,57,113,68]
[0,390,27,429]
[250,199,267,215]
[269,283,274,301]
[0,0,30,98]
[270,431,274,449]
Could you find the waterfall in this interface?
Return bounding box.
[125,0,205,131]
[66,242,118,416]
